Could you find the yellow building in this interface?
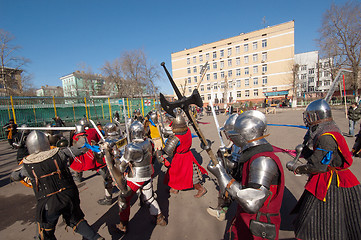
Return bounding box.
[171,21,295,106]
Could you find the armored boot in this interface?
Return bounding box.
[155,213,167,226]
[73,171,83,183]
[97,196,112,205]
[194,183,207,198]
[74,219,104,240]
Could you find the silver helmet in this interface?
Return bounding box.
[75,124,86,134]
[228,110,268,150]
[149,111,158,124]
[129,121,145,141]
[220,113,238,140]
[171,113,187,133]
[303,99,332,127]
[104,122,119,136]
[79,118,90,128]
[26,131,51,154]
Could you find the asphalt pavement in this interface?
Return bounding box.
[0,106,360,240]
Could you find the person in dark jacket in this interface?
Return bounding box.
[347,102,361,136]
[10,130,104,240]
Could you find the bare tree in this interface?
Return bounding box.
[0,29,31,96]
[318,1,361,95]
[102,49,161,98]
[101,58,126,97]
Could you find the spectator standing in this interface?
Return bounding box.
[3,119,17,148]
[347,102,361,137]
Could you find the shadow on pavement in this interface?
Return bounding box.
[280,186,297,231]
[0,193,36,231]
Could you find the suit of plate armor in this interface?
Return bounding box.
[116,121,166,233]
[290,99,361,240]
[208,110,284,240]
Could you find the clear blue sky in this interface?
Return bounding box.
[0,0,348,95]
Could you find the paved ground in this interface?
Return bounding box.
[0,106,360,240]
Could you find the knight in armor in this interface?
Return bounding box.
[72,118,102,182]
[13,124,30,163]
[156,112,208,198]
[10,130,104,240]
[208,110,284,240]
[115,120,166,233]
[289,99,361,240]
[145,110,163,151]
[207,113,240,221]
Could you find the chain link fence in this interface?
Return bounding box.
[0,96,156,140]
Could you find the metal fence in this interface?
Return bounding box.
[0,96,157,140]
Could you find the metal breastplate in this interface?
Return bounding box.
[124,139,153,179]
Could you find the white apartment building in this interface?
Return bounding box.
[295,51,332,97]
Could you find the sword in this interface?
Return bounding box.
[89,119,106,142]
[18,127,76,131]
[209,99,225,148]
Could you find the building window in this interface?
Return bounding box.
[207,94,211,100]
[262,64,267,73]
[193,66,197,73]
[206,74,210,80]
[262,39,267,48]
[228,70,233,78]
[213,51,217,58]
[221,71,225,78]
[199,55,203,62]
[308,77,314,83]
[207,84,211,90]
[187,58,190,64]
[227,48,232,56]
[245,90,250,97]
[244,44,249,52]
[301,65,307,71]
[262,52,267,61]
[253,77,258,85]
[254,89,258,96]
[188,87,192,93]
[253,66,258,74]
[245,67,249,75]
[221,81,225,89]
[194,76,197,83]
[244,55,249,64]
[236,57,240,65]
[272,87,277,91]
[200,85,204,91]
[201,95,204,100]
[235,46,240,54]
[245,78,250,86]
[213,62,217,69]
[324,80,331,86]
[193,56,196,63]
[252,42,258,50]
[253,54,258,62]
[237,91,242,98]
[187,77,191,84]
[301,74,307,80]
[308,68,315,74]
[206,53,210,60]
[220,61,224,69]
[262,76,268,85]
[187,68,191,74]
[213,73,218,80]
[220,50,224,57]
[236,68,241,76]
[228,59,232,66]
[236,80,241,88]
[229,80,233,89]
[213,82,218,89]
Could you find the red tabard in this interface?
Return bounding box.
[69,131,105,172]
[164,128,207,190]
[230,152,285,240]
[304,131,360,201]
